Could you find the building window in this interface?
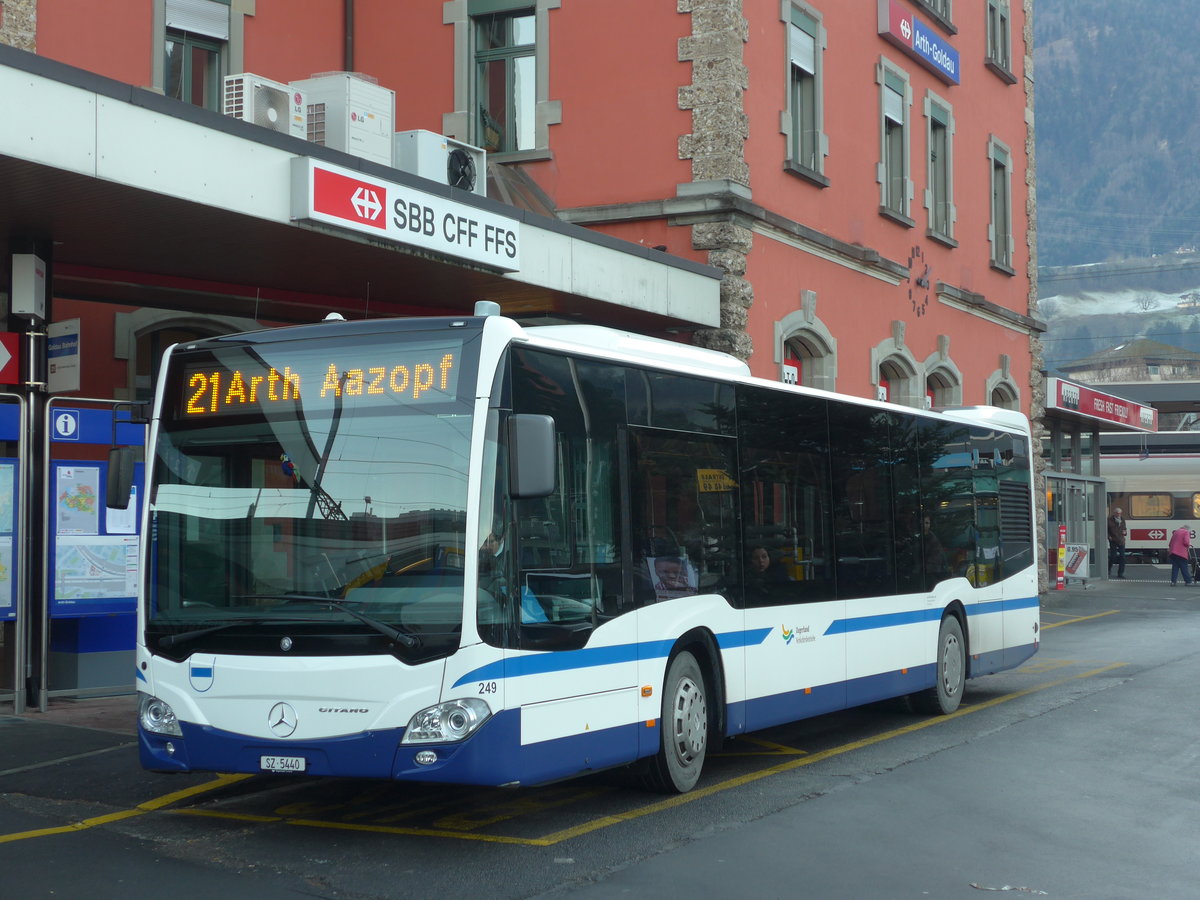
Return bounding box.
[989,383,1018,410]
[878,63,912,223]
[474,6,536,153]
[989,137,1014,272]
[985,0,1016,82]
[165,29,223,110]
[159,0,237,111]
[784,5,827,183]
[925,94,955,242]
[914,1,954,31]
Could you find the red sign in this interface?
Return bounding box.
[0,332,19,384]
[1131,528,1168,542]
[312,167,387,230]
[1046,378,1157,432]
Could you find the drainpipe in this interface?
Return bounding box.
[344,0,355,73]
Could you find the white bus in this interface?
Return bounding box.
[125,307,1039,793]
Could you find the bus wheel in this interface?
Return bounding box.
[909,615,965,715]
[643,650,707,793]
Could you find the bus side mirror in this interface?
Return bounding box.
[510,414,556,499]
[106,446,135,510]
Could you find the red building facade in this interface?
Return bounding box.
[23,0,1040,411]
[1,0,1043,705]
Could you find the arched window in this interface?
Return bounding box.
[989,382,1019,410]
[775,300,838,392]
[984,356,1020,411]
[878,356,918,404]
[870,322,920,406]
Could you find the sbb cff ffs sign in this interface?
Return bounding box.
[292,158,520,272]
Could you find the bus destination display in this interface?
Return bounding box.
[176,339,464,419]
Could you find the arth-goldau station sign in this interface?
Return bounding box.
[291,157,521,272]
[877,0,960,86]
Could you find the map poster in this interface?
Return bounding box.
[52,535,139,611]
[56,465,101,535]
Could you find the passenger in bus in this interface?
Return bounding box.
[1107,507,1127,579]
[646,555,698,601]
[1167,524,1194,586]
[746,546,791,601]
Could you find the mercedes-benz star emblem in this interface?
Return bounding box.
[280,636,293,651]
[268,702,298,737]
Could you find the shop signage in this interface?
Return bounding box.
[1045,377,1158,432]
[290,157,521,272]
[47,318,81,393]
[877,0,960,85]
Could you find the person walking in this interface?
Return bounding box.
[1107,507,1128,579]
[1168,525,1194,586]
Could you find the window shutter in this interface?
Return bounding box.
[884,85,904,124]
[789,24,815,74]
[166,0,230,40]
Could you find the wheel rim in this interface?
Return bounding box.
[670,675,707,764]
[942,632,963,697]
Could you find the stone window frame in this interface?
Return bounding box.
[870,322,921,407]
[985,0,1018,84]
[988,134,1015,274]
[443,0,561,161]
[876,58,914,227]
[924,90,957,246]
[780,1,829,187]
[985,355,1020,409]
[774,293,838,392]
[923,336,963,408]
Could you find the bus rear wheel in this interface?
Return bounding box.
[643,650,707,793]
[909,615,965,715]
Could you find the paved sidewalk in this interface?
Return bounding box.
[0,693,137,734]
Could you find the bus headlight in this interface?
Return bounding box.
[139,693,183,737]
[401,698,491,744]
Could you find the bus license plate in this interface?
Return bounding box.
[260,755,306,773]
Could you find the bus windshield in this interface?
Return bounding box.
[146,326,480,661]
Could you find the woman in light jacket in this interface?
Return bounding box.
[1168,525,1194,586]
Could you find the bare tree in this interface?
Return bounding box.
[1135,292,1159,311]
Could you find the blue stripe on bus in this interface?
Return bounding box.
[451,627,773,688]
[823,595,1039,636]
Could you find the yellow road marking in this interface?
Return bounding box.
[714,736,808,757]
[1041,609,1121,630]
[0,773,252,844]
[0,663,1127,847]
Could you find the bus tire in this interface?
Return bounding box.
[909,614,965,715]
[643,650,707,793]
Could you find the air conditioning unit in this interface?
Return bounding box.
[393,130,487,197]
[291,72,395,166]
[222,74,306,139]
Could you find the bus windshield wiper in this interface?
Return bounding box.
[266,595,421,649]
[158,618,283,649]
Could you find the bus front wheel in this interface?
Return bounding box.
[643,650,707,793]
[909,615,965,715]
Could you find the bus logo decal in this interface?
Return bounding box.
[268,702,298,738]
[189,655,215,692]
[781,625,814,645]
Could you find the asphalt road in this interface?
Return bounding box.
[2,572,1197,899]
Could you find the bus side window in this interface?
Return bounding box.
[628,428,739,605]
[736,385,834,605]
[509,349,626,628]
